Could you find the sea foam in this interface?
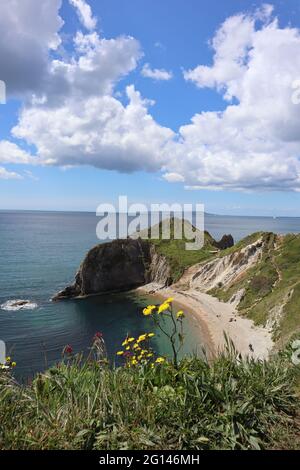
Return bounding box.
[0,300,38,311]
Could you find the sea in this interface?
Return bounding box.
[1,210,300,381]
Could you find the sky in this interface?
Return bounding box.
[1,0,300,216]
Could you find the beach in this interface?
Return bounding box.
[136,283,274,360]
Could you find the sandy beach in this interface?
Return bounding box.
[136,283,274,360]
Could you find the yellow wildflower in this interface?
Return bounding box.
[127,337,135,343]
[137,334,147,343]
[6,357,11,363]
[133,343,141,350]
[147,353,153,358]
[158,302,170,314]
[11,362,16,367]
[176,310,185,319]
[143,305,156,316]
[116,351,124,356]
[155,357,166,364]
[122,339,128,347]
[131,359,138,366]
[148,333,155,338]
[166,297,174,303]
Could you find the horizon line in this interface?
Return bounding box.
[0,208,299,219]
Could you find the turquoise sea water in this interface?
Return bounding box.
[1,210,300,381]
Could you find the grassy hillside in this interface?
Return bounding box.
[151,232,216,282]
[0,344,299,450]
[148,225,300,345]
[147,219,224,282]
[209,232,300,344]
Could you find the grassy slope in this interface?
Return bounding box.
[0,348,299,450]
[208,232,300,344]
[151,226,300,345]
[150,231,216,282]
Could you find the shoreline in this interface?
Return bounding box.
[136,283,274,360]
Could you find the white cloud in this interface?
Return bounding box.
[69,0,97,31]
[45,31,142,104]
[167,5,300,191]
[3,2,300,193]
[0,0,63,97]
[141,63,173,81]
[163,172,185,183]
[0,167,22,180]
[0,141,34,164]
[13,85,173,172]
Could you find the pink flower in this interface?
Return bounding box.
[93,332,103,342]
[64,345,73,355]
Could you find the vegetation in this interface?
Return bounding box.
[0,343,299,450]
[149,219,220,282]
[0,299,299,450]
[209,232,300,344]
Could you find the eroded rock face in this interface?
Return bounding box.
[189,237,264,292]
[53,239,171,300]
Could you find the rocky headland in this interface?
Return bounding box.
[53,221,300,359]
[52,226,233,301]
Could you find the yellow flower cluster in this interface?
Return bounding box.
[143,305,156,316]
[116,332,167,368]
[143,297,175,316]
[143,298,185,322]
[116,297,186,369]
[0,356,16,371]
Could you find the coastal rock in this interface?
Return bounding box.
[53,238,171,300]
[213,234,234,250]
[189,237,264,292]
[53,219,235,301]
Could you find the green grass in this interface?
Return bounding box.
[149,220,223,282]
[151,236,215,282]
[0,343,299,450]
[208,232,300,344]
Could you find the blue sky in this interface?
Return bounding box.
[1,0,300,215]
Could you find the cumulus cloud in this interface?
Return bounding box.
[69,0,97,31]
[167,4,300,191]
[13,85,173,172]
[3,2,300,193]
[0,141,35,164]
[0,0,63,97]
[46,31,142,103]
[0,167,22,180]
[141,63,173,81]
[163,172,185,183]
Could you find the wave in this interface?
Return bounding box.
[0,299,38,312]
